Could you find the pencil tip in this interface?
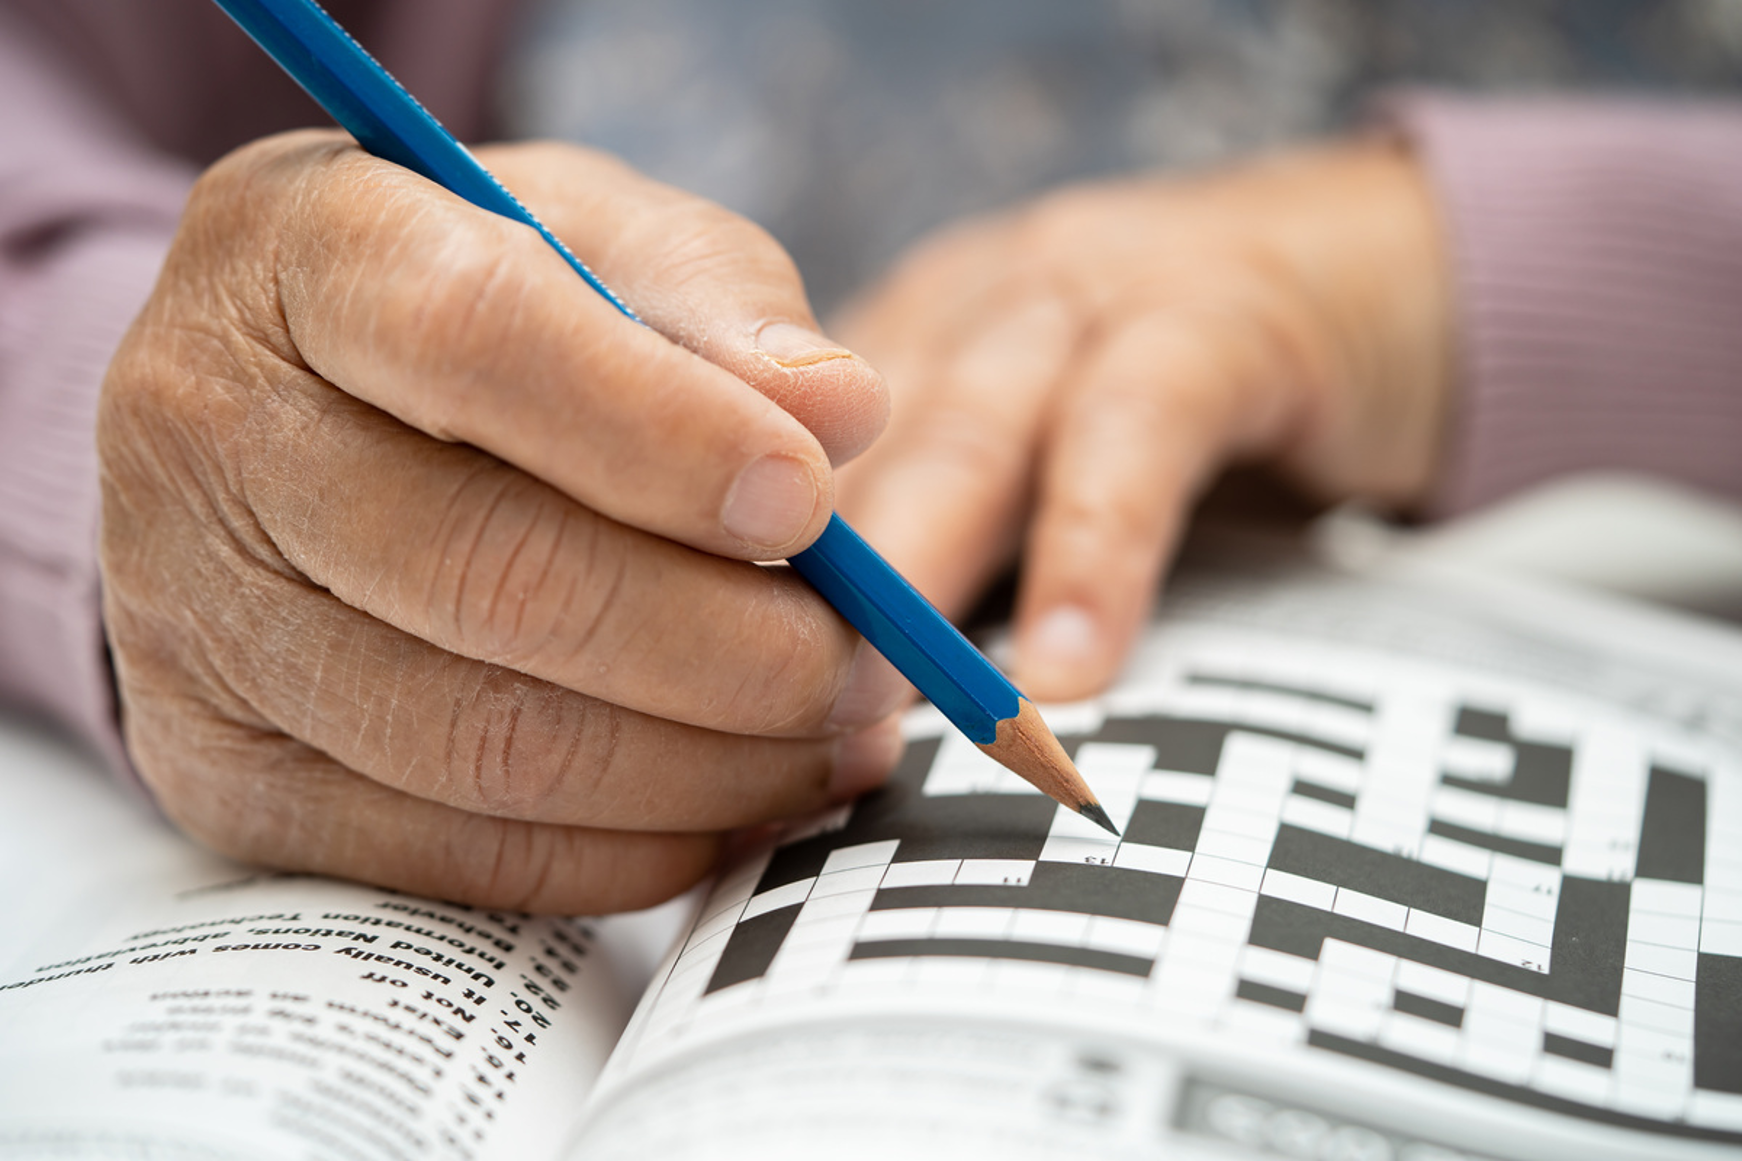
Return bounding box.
[977,698,1111,829]
[1077,801,1120,837]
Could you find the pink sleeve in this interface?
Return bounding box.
[1390,95,1742,516]
[0,5,195,777]
[0,0,516,781]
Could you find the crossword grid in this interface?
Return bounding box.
[637,636,1742,1143]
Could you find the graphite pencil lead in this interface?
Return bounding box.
[1076,801,1120,837]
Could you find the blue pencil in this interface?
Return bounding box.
[209,0,1113,834]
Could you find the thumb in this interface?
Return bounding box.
[482,142,889,465]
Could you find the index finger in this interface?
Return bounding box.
[232,133,834,560]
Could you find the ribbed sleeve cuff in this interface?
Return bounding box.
[1386,95,1742,517]
[0,225,179,787]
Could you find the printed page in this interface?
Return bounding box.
[571,555,1742,1161]
[0,721,630,1161]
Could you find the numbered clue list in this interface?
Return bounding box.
[0,873,626,1161]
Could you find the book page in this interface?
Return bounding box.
[571,552,1742,1160]
[0,722,630,1161]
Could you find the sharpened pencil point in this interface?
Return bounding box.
[1077,801,1120,837]
[976,698,1109,823]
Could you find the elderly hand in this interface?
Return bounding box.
[99,132,904,913]
[834,138,1451,700]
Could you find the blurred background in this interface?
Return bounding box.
[504,0,1742,315]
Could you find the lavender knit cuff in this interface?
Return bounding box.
[0,226,176,788]
[1387,95,1742,517]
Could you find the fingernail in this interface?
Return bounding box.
[756,322,855,369]
[830,717,905,800]
[723,454,819,551]
[1021,604,1101,676]
[827,641,909,730]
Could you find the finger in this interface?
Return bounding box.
[131,708,724,914]
[122,507,904,830]
[259,581,906,831]
[481,143,890,464]
[244,381,910,739]
[833,290,1081,619]
[239,132,829,559]
[121,463,905,833]
[1012,301,1305,700]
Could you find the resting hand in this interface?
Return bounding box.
[834,139,1451,700]
[99,133,902,913]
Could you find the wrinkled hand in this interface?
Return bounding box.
[834,138,1451,700]
[99,132,905,913]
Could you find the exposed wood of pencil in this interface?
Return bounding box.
[976,699,1118,835]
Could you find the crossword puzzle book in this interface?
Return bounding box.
[2,544,1739,1161]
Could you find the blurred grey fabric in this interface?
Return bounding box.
[502,0,1742,314]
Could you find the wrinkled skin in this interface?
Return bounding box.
[836,138,1450,698]
[100,133,906,913]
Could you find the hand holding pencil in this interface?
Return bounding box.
[100,133,913,912]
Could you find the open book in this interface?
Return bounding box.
[3,537,1740,1160]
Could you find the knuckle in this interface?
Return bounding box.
[1039,497,1157,597]
[1092,485,1164,548]
[405,801,543,909]
[446,822,680,915]
[1017,188,1101,256]
[448,823,554,911]
[441,672,624,821]
[721,593,840,735]
[182,130,349,314]
[1045,462,1142,540]
[103,146,351,488]
[431,472,614,669]
[541,520,634,674]
[182,134,293,229]
[1096,370,1196,434]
